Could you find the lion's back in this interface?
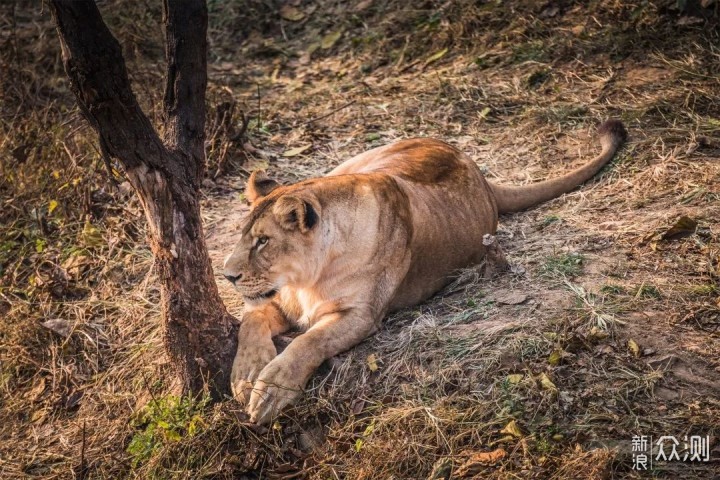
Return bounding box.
[329,138,474,187]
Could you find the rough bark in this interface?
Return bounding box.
[49,0,238,399]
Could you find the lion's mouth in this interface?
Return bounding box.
[244,288,277,301]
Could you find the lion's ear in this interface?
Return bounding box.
[272,196,319,233]
[245,171,280,203]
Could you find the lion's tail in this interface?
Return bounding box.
[489,119,627,214]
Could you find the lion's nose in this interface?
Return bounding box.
[223,272,242,284]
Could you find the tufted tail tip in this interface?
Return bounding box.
[598,119,628,144]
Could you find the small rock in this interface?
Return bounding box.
[41,318,72,337]
[495,291,529,305]
[655,387,680,401]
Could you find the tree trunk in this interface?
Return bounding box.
[49,0,238,399]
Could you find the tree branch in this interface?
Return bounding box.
[49,0,166,173]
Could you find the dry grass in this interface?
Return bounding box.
[2,0,720,478]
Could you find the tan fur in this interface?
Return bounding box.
[223,120,627,424]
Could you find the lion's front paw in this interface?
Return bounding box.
[246,357,305,425]
[230,334,277,405]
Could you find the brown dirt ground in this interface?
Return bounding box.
[1,0,719,479]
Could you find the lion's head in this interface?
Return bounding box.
[222,171,322,302]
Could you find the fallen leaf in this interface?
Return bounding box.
[65,390,84,409]
[469,448,506,463]
[48,200,58,214]
[282,144,312,157]
[424,48,448,67]
[354,0,374,11]
[538,372,557,392]
[587,326,608,341]
[32,272,46,287]
[571,25,585,36]
[188,414,204,436]
[41,318,72,337]
[27,377,46,402]
[677,15,704,26]
[273,463,297,474]
[479,106,491,119]
[366,353,379,372]
[244,158,270,172]
[506,374,524,384]
[454,449,507,477]
[594,344,613,355]
[660,215,697,240]
[427,458,453,480]
[62,254,91,276]
[541,5,559,17]
[320,30,343,50]
[31,409,46,423]
[279,5,305,21]
[500,420,522,438]
[490,434,516,446]
[548,349,563,366]
[81,220,103,247]
[350,398,365,415]
[628,339,641,358]
[298,426,324,452]
[300,42,320,64]
[270,66,280,83]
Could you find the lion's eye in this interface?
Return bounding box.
[256,236,269,247]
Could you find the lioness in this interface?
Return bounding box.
[223,120,627,424]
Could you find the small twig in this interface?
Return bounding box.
[256,83,262,132]
[398,58,421,74]
[78,420,87,480]
[35,208,48,236]
[229,111,249,142]
[300,100,356,126]
[394,35,410,70]
[214,109,249,179]
[141,371,159,405]
[213,141,232,180]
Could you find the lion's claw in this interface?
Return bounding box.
[246,359,303,425]
[230,333,277,405]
